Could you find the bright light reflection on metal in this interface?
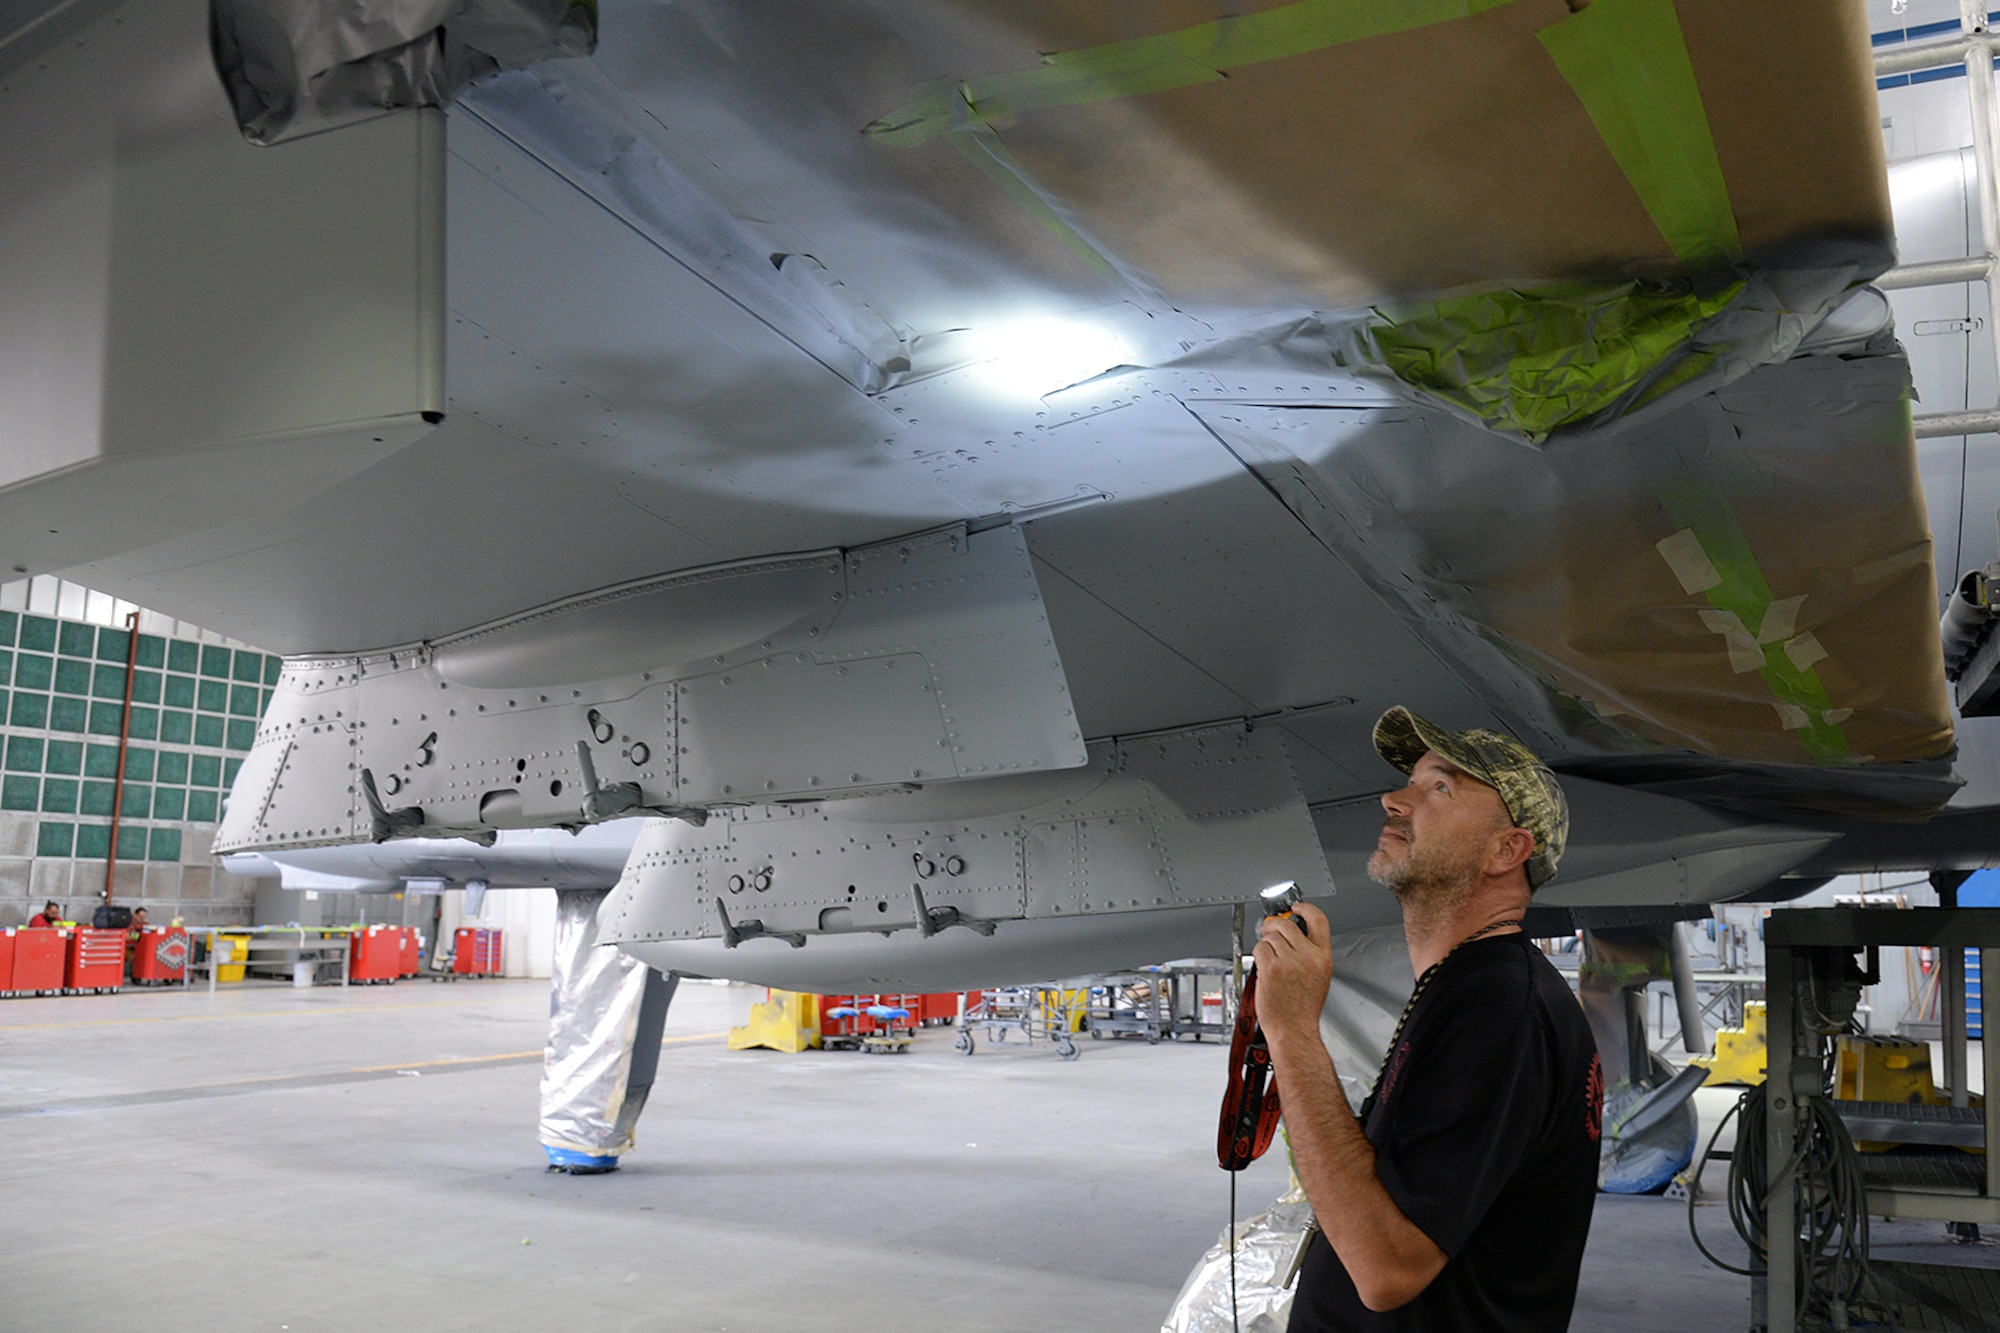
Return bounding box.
[971,318,1129,397]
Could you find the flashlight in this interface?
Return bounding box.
[1259,880,1305,933]
[1219,879,1307,1172]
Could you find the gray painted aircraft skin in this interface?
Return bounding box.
[8,0,2000,988]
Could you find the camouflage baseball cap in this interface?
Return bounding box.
[1371,706,1569,889]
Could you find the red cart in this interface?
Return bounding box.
[64,927,124,994]
[347,926,403,984]
[452,927,502,976]
[6,928,65,995]
[128,927,189,985]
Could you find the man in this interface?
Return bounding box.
[28,900,61,928]
[1256,706,1601,1330]
[125,906,150,974]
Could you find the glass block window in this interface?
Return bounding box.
[79,781,114,817]
[18,616,56,653]
[37,821,73,857]
[4,736,42,771]
[0,601,275,882]
[14,653,50,691]
[40,777,77,814]
[47,696,85,732]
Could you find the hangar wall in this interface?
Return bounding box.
[0,576,267,926]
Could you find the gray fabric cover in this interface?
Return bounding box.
[211,0,595,143]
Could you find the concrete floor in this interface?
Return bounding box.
[0,980,1989,1332]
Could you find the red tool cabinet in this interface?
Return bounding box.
[64,927,124,993]
[348,926,403,983]
[7,928,64,994]
[128,927,189,985]
[452,927,502,976]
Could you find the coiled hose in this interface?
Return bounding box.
[1687,1083,1877,1325]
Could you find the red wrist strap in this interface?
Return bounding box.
[1218,969,1283,1171]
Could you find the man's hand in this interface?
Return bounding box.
[1253,900,1334,1050]
[1255,899,1450,1312]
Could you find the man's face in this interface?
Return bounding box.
[1367,752,1515,903]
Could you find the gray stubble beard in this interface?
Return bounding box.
[1368,827,1480,935]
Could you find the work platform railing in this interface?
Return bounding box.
[1876,2,2000,438]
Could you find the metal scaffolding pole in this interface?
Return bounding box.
[1873,6,2000,441]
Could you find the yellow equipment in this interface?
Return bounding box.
[1834,1034,1943,1104]
[1690,1001,1767,1086]
[215,932,251,984]
[728,989,821,1053]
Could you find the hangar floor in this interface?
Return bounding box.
[0,979,1990,1332]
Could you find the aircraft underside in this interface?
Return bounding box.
[4,0,1997,995]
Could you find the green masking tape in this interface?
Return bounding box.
[1651,480,1852,764]
[1536,0,1742,266]
[1359,279,1744,442]
[866,0,1522,146]
[945,129,1128,289]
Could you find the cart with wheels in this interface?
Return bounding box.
[955,984,1084,1060]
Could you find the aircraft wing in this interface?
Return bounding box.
[0,1,1960,940]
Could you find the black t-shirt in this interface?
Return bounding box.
[1288,935,1602,1332]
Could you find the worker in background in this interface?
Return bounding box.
[125,907,150,974]
[1255,707,1600,1330]
[28,900,61,928]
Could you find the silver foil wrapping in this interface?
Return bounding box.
[538,887,663,1160]
[211,0,596,144]
[1161,1187,1316,1333]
